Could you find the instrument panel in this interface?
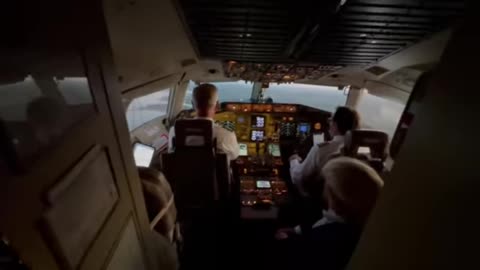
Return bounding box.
[224,103,297,113]
[214,102,332,219]
[172,103,332,219]
[215,103,331,156]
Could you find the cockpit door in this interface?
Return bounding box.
[0,1,158,270]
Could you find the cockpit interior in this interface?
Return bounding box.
[0,1,474,270]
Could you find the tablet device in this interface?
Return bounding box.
[133,143,155,167]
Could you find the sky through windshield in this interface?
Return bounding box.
[183,81,347,112]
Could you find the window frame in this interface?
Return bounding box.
[125,87,172,131]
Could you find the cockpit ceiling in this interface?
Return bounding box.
[179,0,466,68]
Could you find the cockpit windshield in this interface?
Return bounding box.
[263,83,347,113]
[183,80,347,112]
[183,81,254,110]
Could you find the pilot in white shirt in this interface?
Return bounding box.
[168,83,239,161]
[289,107,359,194]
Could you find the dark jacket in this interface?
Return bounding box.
[280,222,361,270]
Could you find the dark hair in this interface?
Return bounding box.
[332,106,360,135]
[193,83,218,110]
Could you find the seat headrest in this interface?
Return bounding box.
[344,129,389,161]
[174,119,214,149]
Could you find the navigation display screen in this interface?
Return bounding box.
[251,115,266,128]
[251,130,265,141]
[133,143,155,167]
[256,180,271,189]
[239,143,248,156]
[298,123,311,134]
[268,143,281,157]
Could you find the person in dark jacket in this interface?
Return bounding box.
[275,157,384,270]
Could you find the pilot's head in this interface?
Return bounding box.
[329,106,360,136]
[192,83,219,118]
[321,157,383,226]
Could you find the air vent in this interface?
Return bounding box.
[366,66,390,76]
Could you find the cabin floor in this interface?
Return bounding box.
[179,219,278,270]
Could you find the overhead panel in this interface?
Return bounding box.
[179,0,465,80]
[309,0,465,65]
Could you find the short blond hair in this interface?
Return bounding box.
[193,83,218,110]
[322,157,384,224]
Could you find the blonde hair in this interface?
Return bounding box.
[322,157,384,225]
[193,83,218,110]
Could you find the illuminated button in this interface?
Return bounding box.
[314,122,322,130]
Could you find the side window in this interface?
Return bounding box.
[182,81,194,110]
[126,88,171,131]
[356,92,406,138]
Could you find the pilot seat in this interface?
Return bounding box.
[343,129,389,173]
[161,119,233,268]
[161,119,233,217]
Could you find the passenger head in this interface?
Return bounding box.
[329,106,360,136]
[322,157,383,226]
[192,83,219,118]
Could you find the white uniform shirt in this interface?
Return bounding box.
[168,117,240,161]
[289,135,345,193]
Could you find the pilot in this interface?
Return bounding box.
[289,106,359,194]
[168,83,240,160]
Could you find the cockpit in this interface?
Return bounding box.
[127,77,399,269]
[0,1,470,270]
